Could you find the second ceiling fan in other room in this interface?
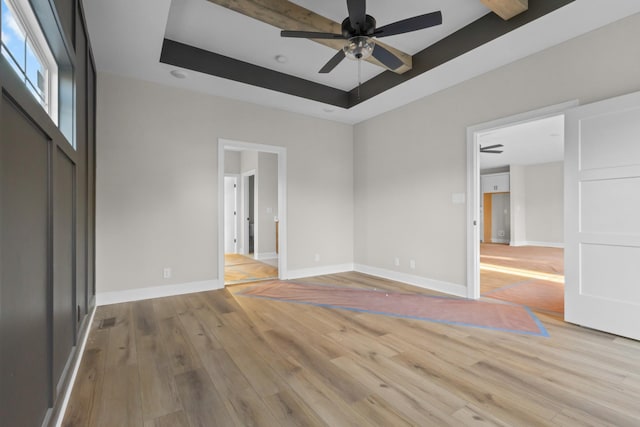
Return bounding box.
[480,144,504,154]
[280,0,442,73]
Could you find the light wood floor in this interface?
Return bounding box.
[225,254,278,285]
[62,271,640,426]
[481,244,564,315]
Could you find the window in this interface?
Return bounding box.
[1,0,58,123]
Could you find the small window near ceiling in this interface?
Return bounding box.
[1,0,58,124]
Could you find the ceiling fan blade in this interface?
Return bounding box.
[319,50,346,73]
[371,44,403,70]
[480,144,504,150]
[374,11,443,38]
[480,150,503,154]
[281,30,345,39]
[347,0,367,33]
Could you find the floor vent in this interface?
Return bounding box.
[99,317,117,329]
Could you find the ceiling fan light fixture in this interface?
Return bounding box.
[343,36,374,61]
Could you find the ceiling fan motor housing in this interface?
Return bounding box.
[342,15,376,37]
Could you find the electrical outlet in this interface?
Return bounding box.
[163,267,171,279]
[314,254,320,262]
[394,257,400,267]
[410,259,416,269]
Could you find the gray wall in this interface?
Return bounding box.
[0,0,96,425]
[96,73,354,293]
[509,165,527,245]
[354,13,640,290]
[224,150,241,174]
[524,162,564,245]
[257,152,278,257]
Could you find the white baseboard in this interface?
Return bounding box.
[255,252,278,260]
[354,264,467,298]
[523,241,564,248]
[53,305,97,427]
[286,263,354,280]
[96,279,222,306]
[491,238,510,244]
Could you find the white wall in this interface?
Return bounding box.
[257,152,278,257]
[96,73,353,294]
[509,165,527,245]
[524,162,564,245]
[354,13,640,292]
[224,150,240,174]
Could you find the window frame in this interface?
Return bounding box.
[1,0,58,124]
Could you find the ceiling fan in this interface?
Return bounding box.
[480,144,504,154]
[280,0,442,73]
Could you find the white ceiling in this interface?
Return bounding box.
[165,0,489,91]
[479,114,564,170]
[83,0,640,124]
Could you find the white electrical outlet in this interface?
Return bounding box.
[314,254,320,262]
[394,257,400,266]
[410,260,416,269]
[163,267,171,279]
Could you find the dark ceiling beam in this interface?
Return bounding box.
[205,0,413,74]
[349,0,574,106]
[160,0,575,110]
[160,39,350,108]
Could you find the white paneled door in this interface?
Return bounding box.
[565,91,640,340]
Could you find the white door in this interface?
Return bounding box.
[224,176,238,253]
[565,91,640,340]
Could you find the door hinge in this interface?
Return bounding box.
[234,183,237,188]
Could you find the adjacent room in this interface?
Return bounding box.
[2,1,640,426]
[478,115,565,317]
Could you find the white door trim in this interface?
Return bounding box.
[223,174,240,253]
[466,100,578,299]
[218,139,287,283]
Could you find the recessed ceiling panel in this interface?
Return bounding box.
[165,0,490,91]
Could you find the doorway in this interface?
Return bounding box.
[467,102,576,318]
[218,140,287,286]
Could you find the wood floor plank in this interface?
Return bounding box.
[262,389,328,427]
[95,364,144,427]
[451,404,512,427]
[143,410,190,427]
[330,355,459,426]
[62,271,640,426]
[61,328,109,427]
[136,334,183,421]
[223,386,281,427]
[174,368,234,427]
[105,304,137,367]
[158,316,201,375]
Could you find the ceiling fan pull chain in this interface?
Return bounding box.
[357,58,362,101]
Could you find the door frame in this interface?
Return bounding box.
[465,100,577,299]
[218,139,287,283]
[241,170,256,255]
[223,174,240,253]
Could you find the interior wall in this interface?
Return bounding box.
[257,152,278,257]
[224,150,240,174]
[354,13,640,290]
[509,165,527,245]
[96,73,353,293]
[524,161,564,245]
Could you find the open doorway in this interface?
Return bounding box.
[219,140,287,286]
[467,102,577,320]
